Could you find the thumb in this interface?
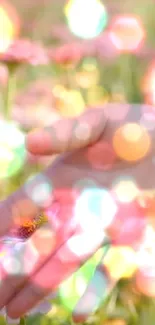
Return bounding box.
[26,109,107,155]
[0,165,59,237]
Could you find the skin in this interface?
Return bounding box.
[0,104,154,318]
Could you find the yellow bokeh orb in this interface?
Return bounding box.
[0,1,20,53]
[113,123,151,162]
[54,86,86,117]
[112,178,140,203]
[104,246,137,280]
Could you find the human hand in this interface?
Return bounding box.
[0,104,154,319]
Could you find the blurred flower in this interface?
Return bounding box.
[49,42,82,66]
[0,39,49,66]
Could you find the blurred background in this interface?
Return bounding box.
[1,1,155,325]
[1,0,155,126]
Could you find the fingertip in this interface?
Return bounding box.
[26,130,53,155]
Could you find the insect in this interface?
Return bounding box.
[13,214,48,239]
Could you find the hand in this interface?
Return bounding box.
[0,104,154,319]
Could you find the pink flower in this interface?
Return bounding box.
[0,39,49,66]
[49,42,83,66]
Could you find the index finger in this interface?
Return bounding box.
[26,109,107,155]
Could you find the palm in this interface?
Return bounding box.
[41,104,155,246]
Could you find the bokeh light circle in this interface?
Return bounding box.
[136,225,155,271]
[111,176,140,203]
[0,120,25,178]
[2,254,22,275]
[113,123,151,162]
[0,0,20,53]
[109,15,145,52]
[0,240,38,276]
[24,174,53,208]
[56,88,85,117]
[75,122,91,141]
[104,246,137,280]
[65,0,108,39]
[66,231,105,258]
[74,188,117,232]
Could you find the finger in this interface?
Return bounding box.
[6,228,105,318]
[0,219,73,310]
[0,164,58,237]
[26,108,107,155]
[5,158,155,318]
[0,168,84,308]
